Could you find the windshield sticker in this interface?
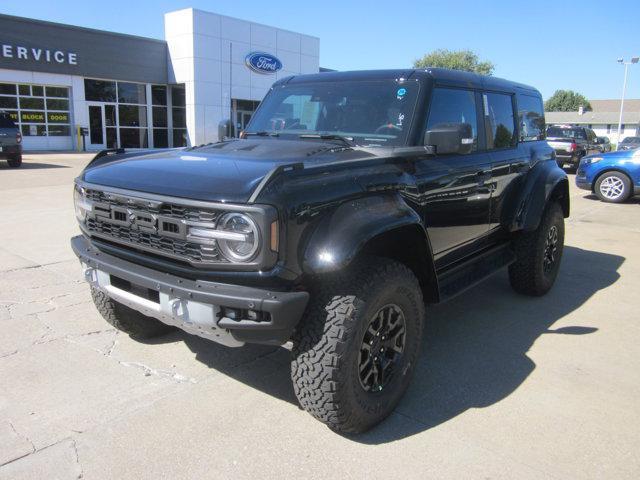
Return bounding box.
[397,113,405,126]
[396,88,407,100]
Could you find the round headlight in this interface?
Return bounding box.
[217,213,260,262]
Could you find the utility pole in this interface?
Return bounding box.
[616,57,639,150]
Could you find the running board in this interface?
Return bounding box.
[437,243,515,302]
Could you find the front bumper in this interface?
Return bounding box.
[71,235,309,346]
[575,178,592,191]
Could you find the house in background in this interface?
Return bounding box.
[545,99,640,143]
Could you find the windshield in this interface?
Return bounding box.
[621,137,640,144]
[546,127,586,140]
[245,80,419,146]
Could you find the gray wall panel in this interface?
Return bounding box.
[0,14,168,84]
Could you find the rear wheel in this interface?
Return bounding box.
[7,153,22,168]
[291,258,424,433]
[91,287,174,338]
[509,202,564,296]
[594,171,632,203]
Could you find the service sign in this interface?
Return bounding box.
[1,44,78,65]
[245,52,282,74]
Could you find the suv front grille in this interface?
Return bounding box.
[84,189,218,223]
[82,187,228,265]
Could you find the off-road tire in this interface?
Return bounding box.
[7,154,22,168]
[91,287,173,338]
[594,171,632,203]
[509,202,564,296]
[291,257,424,433]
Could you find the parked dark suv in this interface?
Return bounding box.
[0,111,22,168]
[71,69,569,433]
[546,125,599,169]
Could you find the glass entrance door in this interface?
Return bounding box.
[235,110,253,134]
[87,104,106,150]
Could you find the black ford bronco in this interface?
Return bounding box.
[71,69,568,433]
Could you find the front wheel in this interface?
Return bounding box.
[594,171,632,203]
[291,258,424,433]
[509,202,565,296]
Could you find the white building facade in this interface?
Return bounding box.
[165,9,319,146]
[546,99,640,145]
[0,9,320,151]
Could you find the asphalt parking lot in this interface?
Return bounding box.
[1,153,639,479]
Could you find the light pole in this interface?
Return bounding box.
[616,57,639,150]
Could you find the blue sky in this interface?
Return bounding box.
[2,0,639,100]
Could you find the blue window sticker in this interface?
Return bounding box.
[396,87,407,100]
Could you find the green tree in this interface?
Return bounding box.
[413,49,495,75]
[544,90,592,112]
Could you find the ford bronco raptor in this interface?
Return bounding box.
[71,69,568,433]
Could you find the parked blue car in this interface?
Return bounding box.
[576,148,640,203]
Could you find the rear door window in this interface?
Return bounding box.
[517,94,545,141]
[484,92,516,149]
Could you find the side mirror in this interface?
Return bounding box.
[218,118,234,140]
[424,122,474,155]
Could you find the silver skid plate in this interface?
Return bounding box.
[83,265,244,347]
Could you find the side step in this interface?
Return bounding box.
[437,243,515,302]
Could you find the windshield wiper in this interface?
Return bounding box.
[298,134,355,147]
[244,131,279,137]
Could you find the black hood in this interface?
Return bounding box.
[81,139,376,203]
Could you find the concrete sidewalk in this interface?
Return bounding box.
[1,153,639,479]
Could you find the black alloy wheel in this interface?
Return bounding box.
[358,304,406,393]
[543,225,559,274]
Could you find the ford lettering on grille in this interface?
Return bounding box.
[83,188,226,265]
[94,205,186,238]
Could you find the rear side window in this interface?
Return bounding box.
[484,93,516,149]
[546,127,585,139]
[517,94,545,141]
[426,88,478,152]
[0,113,16,128]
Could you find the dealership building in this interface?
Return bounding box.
[0,9,320,151]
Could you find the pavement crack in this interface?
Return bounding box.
[1,421,37,468]
[70,438,84,479]
[0,350,19,358]
[1,259,72,274]
[118,361,198,384]
[0,435,84,475]
[105,336,118,357]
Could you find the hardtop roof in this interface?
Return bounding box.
[278,68,540,96]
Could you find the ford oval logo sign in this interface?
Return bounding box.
[245,52,282,74]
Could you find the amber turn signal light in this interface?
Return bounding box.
[270,221,279,252]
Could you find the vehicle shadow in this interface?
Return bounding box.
[0,162,70,170]
[583,193,640,204]
[152,245,624,443]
